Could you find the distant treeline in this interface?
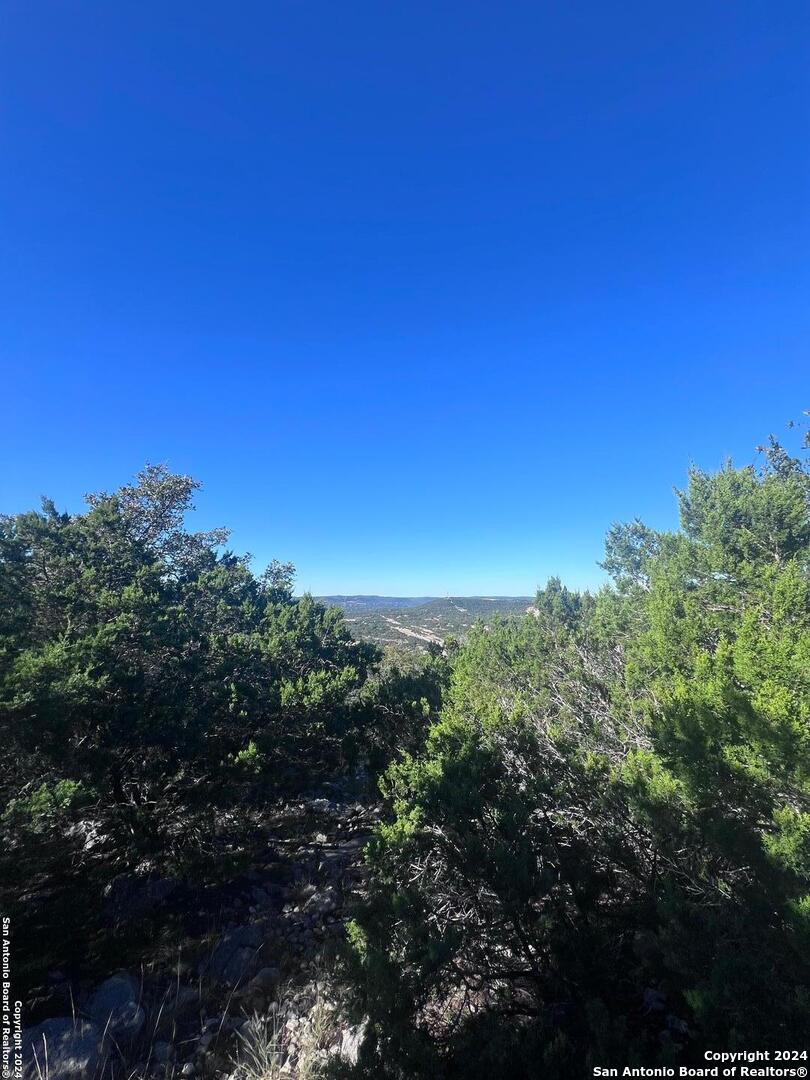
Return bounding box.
[319,595,534,651]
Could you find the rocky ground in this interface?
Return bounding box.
[21,780,378,1080]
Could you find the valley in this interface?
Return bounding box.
[317,595,534,649]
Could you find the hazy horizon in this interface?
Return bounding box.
[309,592,536,600]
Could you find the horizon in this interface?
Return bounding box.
[311,593,535,599]
[2,1,808,594]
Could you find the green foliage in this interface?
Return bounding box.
[358,644,452,770]
[0,465,379,987]
[2,779,96,834]
[343,425,810,1077]
[5,423,810,1074]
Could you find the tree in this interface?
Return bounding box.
[0,465,379,987]
[342,426,810,1078]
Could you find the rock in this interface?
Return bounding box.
[105,873,179,920]
[338,1018,368,1065]
[250,966,280,991]
[152,1041,173,1064]
[153,984,199,1035]
[22,1018,108,1080]
[208,925,264,985]
[86,972,145,1039]
[167,984,200,1014]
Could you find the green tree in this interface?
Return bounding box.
[0,465,378,985]
[342,426,810,1078]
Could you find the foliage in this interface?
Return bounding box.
[1,779,96,835]
[0,465,379,986]
[5,423,810,1076]
[358,643,454,771]
[342,425,810,1077]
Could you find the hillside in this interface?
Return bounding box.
[8,428,810,1080]
[318,595,534,649]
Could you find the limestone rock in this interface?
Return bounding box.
[250,966,280,991]
[86,972,145,1039]
[22,1018,108,1080]
[338,1018,368,1065]
[208,925,264,985]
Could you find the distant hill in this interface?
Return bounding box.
[317,595,534,650]
[317,595,435,612]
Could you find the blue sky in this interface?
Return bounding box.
[2,1,808,595]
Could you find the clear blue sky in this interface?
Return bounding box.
[2,1,808,595]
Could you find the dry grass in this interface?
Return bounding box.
[26,948,352,1080]
[230,1011,287,1079]
[229,979,338,1080]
